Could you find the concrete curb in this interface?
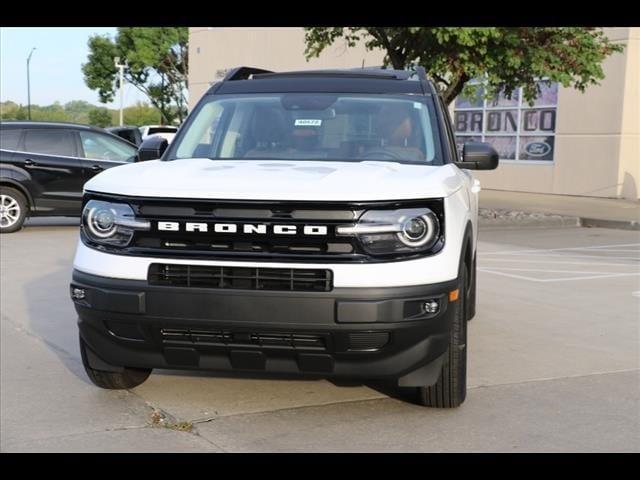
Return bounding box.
[578,217,640,231]
[478,208,640,230]
[478,209,580,229]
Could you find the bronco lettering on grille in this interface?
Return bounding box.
[157,221,328,236]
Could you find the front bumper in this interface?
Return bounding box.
[71,269,458,383]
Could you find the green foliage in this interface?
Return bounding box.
[82,27,188,124]
[304,28,625,105]
[1,99,162,127]
[88,107,112,127]
[123,102,162,126]
[0,102,26,120]
[64,100,97,123]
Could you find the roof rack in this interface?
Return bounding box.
[219,66,430,84]
[220,65,430,83]
[208,65,433,96]
[414,66,428,83]
[223,66,274,81]
[252,68,411,81]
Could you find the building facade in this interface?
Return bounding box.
[189,27,639,200]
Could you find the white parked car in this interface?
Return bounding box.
[138,125,179,144]
[70,67,499,407]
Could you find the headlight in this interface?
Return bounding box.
[336,208,441,256]
[82,200,150,247]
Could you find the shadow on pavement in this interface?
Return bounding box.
[23,258,91,383]
[23,259,412,402]
[24,217,80,228]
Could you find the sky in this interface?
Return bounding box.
[0,27,148,108]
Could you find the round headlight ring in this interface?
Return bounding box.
[87,206,117,238]
[402,216,428,240]
[397,213,438,248]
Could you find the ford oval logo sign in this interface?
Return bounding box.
[524,141,551,157]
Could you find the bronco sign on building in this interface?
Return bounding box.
[453,81,558,162]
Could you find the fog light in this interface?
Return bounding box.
[72,288,86,300]
[422,299,439,314]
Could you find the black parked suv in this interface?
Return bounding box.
[0,121,138,233]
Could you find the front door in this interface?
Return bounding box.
[77,130,138,183]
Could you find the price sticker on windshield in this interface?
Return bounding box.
[295,119,322,127]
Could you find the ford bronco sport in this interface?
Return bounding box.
[70,67,498,407]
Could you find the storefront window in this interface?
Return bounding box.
[454,81,558,162]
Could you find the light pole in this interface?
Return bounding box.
[27,48,36,120]
[114,57,126,126]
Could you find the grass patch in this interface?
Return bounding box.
[149,409,194,432]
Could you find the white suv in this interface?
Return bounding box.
[70,67,498,408]
[138,125,179,144]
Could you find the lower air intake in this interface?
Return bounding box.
[148,264,332,292]
[160,328,327,351]
[348,332,390,351]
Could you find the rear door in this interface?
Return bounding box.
[0,126,22,163]
[76,129,138,182]
[18,128,85,215]
[1,127,22,178]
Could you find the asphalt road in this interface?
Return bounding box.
[1,221,639,452]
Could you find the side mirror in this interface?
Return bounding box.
[137,136,169,162]
[455,142,499,170]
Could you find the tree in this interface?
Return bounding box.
[82,27,188,124]
[32,102,69,122]
[304,28,624,105]
[88,108,112,128]
[123,102,163,126]
[64,100,96,124]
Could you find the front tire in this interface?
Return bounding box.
[79,335,151,389]
[0,187,27,233]
[416,267,468,408]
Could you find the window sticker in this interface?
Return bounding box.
[294,119,322,127]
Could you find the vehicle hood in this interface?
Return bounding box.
[84,158,464,201]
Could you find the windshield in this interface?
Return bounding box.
[171,94,442,164]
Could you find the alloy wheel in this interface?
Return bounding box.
[0,194,21,228]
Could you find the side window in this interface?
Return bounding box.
[176,102,224,158]
[23,129,76,156]
[79,131,137,162]
[0,128,23,151]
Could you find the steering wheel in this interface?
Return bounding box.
[361,148,403,160]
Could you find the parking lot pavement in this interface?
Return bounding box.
[1,223,639,452]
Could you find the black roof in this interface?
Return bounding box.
[0,121,108,133]
[208,66,433,96]
[106,125,140,132]
[0,121,137,146]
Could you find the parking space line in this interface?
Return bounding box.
[569,249,640,253]
[479,267,637,275]
[582,244,640,249]
[482,243,640,256]
[480,259,638,267]
[484,253,639,261]
[479,268,640,283]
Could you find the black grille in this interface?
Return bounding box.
[148,264,333,292]
[130,199,363,261]
[160,328,327,351]
[83,195,445,263]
